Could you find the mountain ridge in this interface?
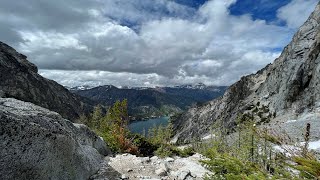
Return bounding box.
[68,82,224,91]
[72,84,227,119]
[0,42,93,121]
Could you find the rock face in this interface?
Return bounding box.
[172,3,320,143]
[0,42,93,120]
[0,98,110,180]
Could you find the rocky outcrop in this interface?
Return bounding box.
[172,3,320,143]
[0,42,93,120]
[0,98,110,180]
[91,153,211,179]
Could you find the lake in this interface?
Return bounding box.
[129,116,169,135]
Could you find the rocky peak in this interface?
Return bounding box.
[0,42,37,73]
[0,41,93,120]
[173,83,207,89]
[69,85,95,91]
[256,3,320,115]
[172,3,320,143]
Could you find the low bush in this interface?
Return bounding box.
[155,144,174,158]
[202,148,267,180]
[129,133,158,156]
[172,146,195,157]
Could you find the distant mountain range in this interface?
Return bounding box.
[71,84,228,120]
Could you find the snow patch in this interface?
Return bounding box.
[202,134,215,140]
[273,140,320,156]
[285,119,297,123]
[305,140,320,150]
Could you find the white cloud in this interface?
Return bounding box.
[39,69,230,87]
[18,31,88,53]
[0,0,318,87]
[277,0,318,29]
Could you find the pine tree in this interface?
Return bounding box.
[92,105,103,129]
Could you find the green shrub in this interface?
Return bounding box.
[147,123,173,146]
[173,147,195,157]
[143,122,196,158]
[202,147,267,180]
[129,133,158,156]
[78,100,139,154]
[291,156,320,179]
[155,144,173,158]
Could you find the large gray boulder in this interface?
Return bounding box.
[0,98,110,180]
[172,2,320,143]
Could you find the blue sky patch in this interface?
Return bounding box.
[229,0,291,24]
[174,0,209,8]
[173,0,293,24]
[107,0,296,30]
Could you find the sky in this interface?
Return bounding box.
[0,0,318,87]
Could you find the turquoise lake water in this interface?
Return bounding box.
[129,116,169,135]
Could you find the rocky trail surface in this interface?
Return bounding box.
[91,153,212,180]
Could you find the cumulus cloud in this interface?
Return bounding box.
[39,69,229,88]
[277,0,319,29]
[0,0,318,87]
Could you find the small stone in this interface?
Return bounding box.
[155,168,167,177]
[127,168,133,172]
[121,174,129,179]
[165,157,174,162]
[192,153,202,159]
[141,157,151,163]
[177,170,191,180]
[169,170,177,177]
[139,176,151,179]
[159,162,169,172]
[150,156,159,161]
[190,173,197,178]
